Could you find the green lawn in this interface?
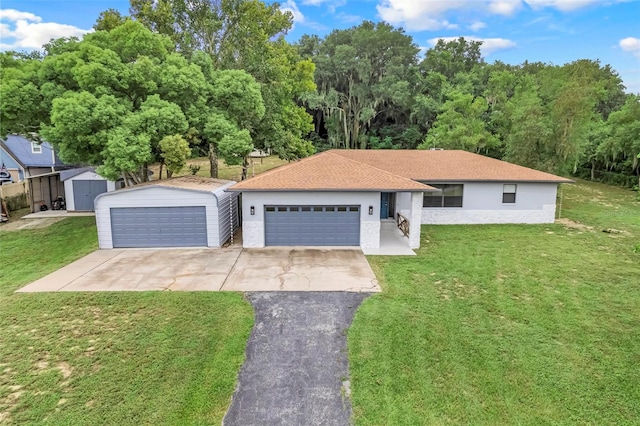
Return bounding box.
[350,180,640,425]
[151,155,288,181]
[0,218,253,424]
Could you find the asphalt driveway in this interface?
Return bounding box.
[17,247,380,293]
[223,292,371,426]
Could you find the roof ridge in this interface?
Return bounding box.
[327,150,426,185]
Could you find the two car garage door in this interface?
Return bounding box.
[110,207,207,248]
[265,205,360,246]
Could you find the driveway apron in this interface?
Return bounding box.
[223,292,371,426]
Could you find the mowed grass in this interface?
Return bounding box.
[151,155,289,181]
[0,218,253,424]
[350,181,640,425]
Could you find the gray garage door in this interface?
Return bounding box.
[265,205,360,246]
[73,180,108,211]
[110,206,207,248]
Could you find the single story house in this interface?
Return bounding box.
[94,176,239,249]
[61,167,116,212]
[228,149,573,250]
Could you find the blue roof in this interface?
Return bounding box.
[60,167,97,181]
[1,135,68,168]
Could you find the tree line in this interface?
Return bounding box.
[1,1,638,186]
[298,22,639,185]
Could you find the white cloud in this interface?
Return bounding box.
[281,0,305,23]
[0,9,91,51]
[620,37,640,58]
[469,21,487,31]
[0,9,41,22]
[428,36,517,56]
[524,0,602,11]
[489,0,522,15]
[300,0,346,13]
[376,0,627,31]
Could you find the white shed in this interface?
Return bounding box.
[61,167,116,212]
[94,176,239,249]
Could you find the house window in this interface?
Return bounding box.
[423,184,464,208]
[31,142,42,154]
[503,184,517,203]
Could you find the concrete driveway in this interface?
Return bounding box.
[17,247,380,293]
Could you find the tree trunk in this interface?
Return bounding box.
[167,170,173,178]
[208,143,218,178]
[159,161,164,180]
[142,163,149,182]
[241,156,250,181]
[591,160,595,180]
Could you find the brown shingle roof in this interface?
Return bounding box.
[229,149,572,192]
[229,151,435,191]
[332,150,573,183]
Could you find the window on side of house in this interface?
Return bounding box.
[423,184,464,208]
[503,184,517,203]
[31,142,42,154]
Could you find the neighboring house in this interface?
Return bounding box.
[61,167,116,212]
[229,150,573,250]
[94,176,239,249]
[0,135,67,180]
[0,135,74,212]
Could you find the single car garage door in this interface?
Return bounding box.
[265,205,360,246]
[110,206,207,248]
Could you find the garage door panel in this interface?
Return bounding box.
[265,205,360,246]
[111,206,207,248]
[73,180,108,211]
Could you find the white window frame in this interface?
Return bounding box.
[503,184,517,204]
[31,142,42,154]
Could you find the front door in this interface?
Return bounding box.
[380,193,389,219]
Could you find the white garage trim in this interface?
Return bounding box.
[95,179,238,249]
[241,191,381,249]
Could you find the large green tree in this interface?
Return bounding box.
[304,21,419,149]
[1,21,262,182]
[419,90,499,153]
[130,0,316,163]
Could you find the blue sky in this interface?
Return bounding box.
[1,0,639,92]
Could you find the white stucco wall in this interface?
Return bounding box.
[409,192,422,248]
[396,192,412,218]
[421,182,559,224]
[64,171,116,211]
[240,191,381,248]
[95,187,221,249]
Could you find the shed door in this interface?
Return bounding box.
[110,206,207,248]
[73,180,108,211]
[265,205,360,246]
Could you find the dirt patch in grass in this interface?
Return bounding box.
[0,293,253,424]
[556,218,594,232]
[0,217,65,232]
